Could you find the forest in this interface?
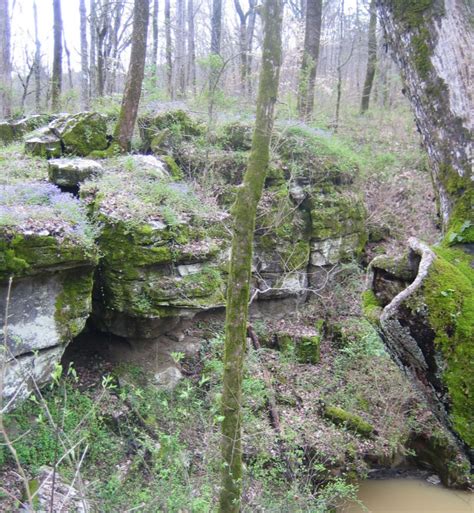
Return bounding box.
[0,0,472,511]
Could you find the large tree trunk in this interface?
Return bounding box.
[79,0,89,110]
[51,0,63,112]
[164,0,173,99]
[114,0,150,151]
[377,0,473,239]
[218,0,283,510]
[360,0,377,113]
[0,0,12,118]
[297,0,322,119]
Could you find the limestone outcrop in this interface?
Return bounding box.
[0,183,98,407]
[80,160,227,339]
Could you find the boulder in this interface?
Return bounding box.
[50,112,108,156]
[0,183,98,407]
[24,127,62,158]
[48,158,104,188]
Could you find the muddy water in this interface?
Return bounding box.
[340,479,473,513]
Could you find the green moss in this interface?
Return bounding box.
[391,0,433,28]
[55,269,94,342]
[412,29,432,80]
[139,110,204,151]
[296,335,321,364]
[323,405,374,437]
[362,290,383,325]
[162,155,183,180]
[370,253,415,281]
[443,189,474,245]
[424,247,474,445]
[0,234,97,281]
[52,112,109,156]
[310,191,367,240]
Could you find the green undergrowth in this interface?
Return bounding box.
[0,332,367,512]
[0,143,48,184]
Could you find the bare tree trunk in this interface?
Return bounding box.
[79,0,89,109]
[234,0,248,95]
[51,0,63,112]
[218,0,283,510]
[377,0,473,238]
[97,20,107,97]
[33,1,41,112]
[151,0,158,87]
[90,0,98,99]
[164,0,173,99]
[63,35,73,89]
[210,0,223,56]
[187,0,196,93]
[176,0,186,97]
[297,0,323,119]
[0,0,12,118]
[114,0,150,151]
[334,0,344,130]
[246,0,256,96]
[360,0,377,113]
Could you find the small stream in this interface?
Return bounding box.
[340,479,473,513]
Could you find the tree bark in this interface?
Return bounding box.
[360,0,377,113]
[114,0,150,151]
[187,0,196,93]
[334,0,345,130]
[211,0,223,56]
[218,0,283,510]
[51,0,63,112]
[79,0,89,109]
[0,0,12,118]
[176,0,186,97]
[89,0,98,99]
[297,0,323,119]
[151,0,158,87]
[164,0,173,99]
[33,1,42,112]
[377,0,473,239]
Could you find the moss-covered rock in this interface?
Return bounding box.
[276,327,321,364]
[138,110,204,152]
[48,158,104,189]
[24,127,62,159]
[218,121,253,151]
[50,112,109,156]
[81,164,227,332]
[0,183,98,406]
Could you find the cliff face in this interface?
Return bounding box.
[0,111,368,404]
